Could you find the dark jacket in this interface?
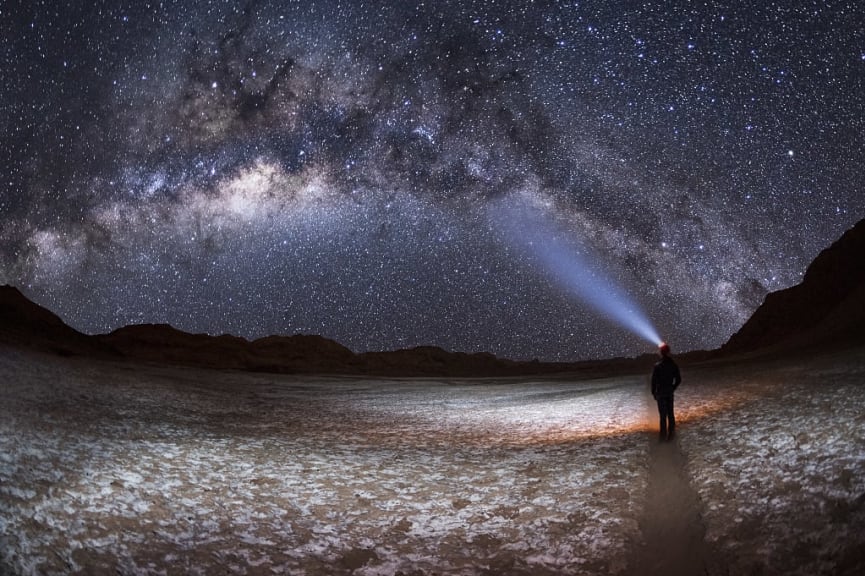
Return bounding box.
[651,356,681,398]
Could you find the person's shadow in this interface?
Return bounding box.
[625,429,719,576]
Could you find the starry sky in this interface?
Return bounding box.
[2,0,863,361]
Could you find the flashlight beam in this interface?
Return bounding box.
[492,199,663,346]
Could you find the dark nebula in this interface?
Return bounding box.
[2,0,863,360]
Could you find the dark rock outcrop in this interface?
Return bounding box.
[721,218,865,354]
[0,286,111,356]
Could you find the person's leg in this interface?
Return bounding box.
[668,396,676,438]
[657,399,667,439]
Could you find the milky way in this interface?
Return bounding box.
[2,1,863,361]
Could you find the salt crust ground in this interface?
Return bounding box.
[1,346,864,575]
[680,352,865,575]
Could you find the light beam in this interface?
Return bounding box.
[492,198,663,347]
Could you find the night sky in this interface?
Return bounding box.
[2,1,863,361]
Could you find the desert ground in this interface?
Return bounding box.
[1,345,864,575]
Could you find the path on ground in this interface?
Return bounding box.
[627,427,717,576]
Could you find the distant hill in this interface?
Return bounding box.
[98,324,361,374]
[0,284,652,376]
[0,286,111,357]
[96,324,649,377]
[721,217,865,355]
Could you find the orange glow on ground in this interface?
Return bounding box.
[351,375,783,449]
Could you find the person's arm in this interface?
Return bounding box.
[651,367,659,397]
[673,363,682,390]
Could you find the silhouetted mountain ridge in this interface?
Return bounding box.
[3,287,653,375]
[6,217,861,374]
[99,323,360,373]
[721,217,865,354]
[0,286,109,356]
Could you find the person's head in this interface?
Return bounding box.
[658,342,671,357]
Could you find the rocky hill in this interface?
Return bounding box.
[98,324,360,374]
[0,286,111,357]
[96,324,633,377]
[721,217,865,354]
[1,285,631,376]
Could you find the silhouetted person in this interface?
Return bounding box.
[651,342,681,441]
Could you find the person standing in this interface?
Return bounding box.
[651,343,681,441]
